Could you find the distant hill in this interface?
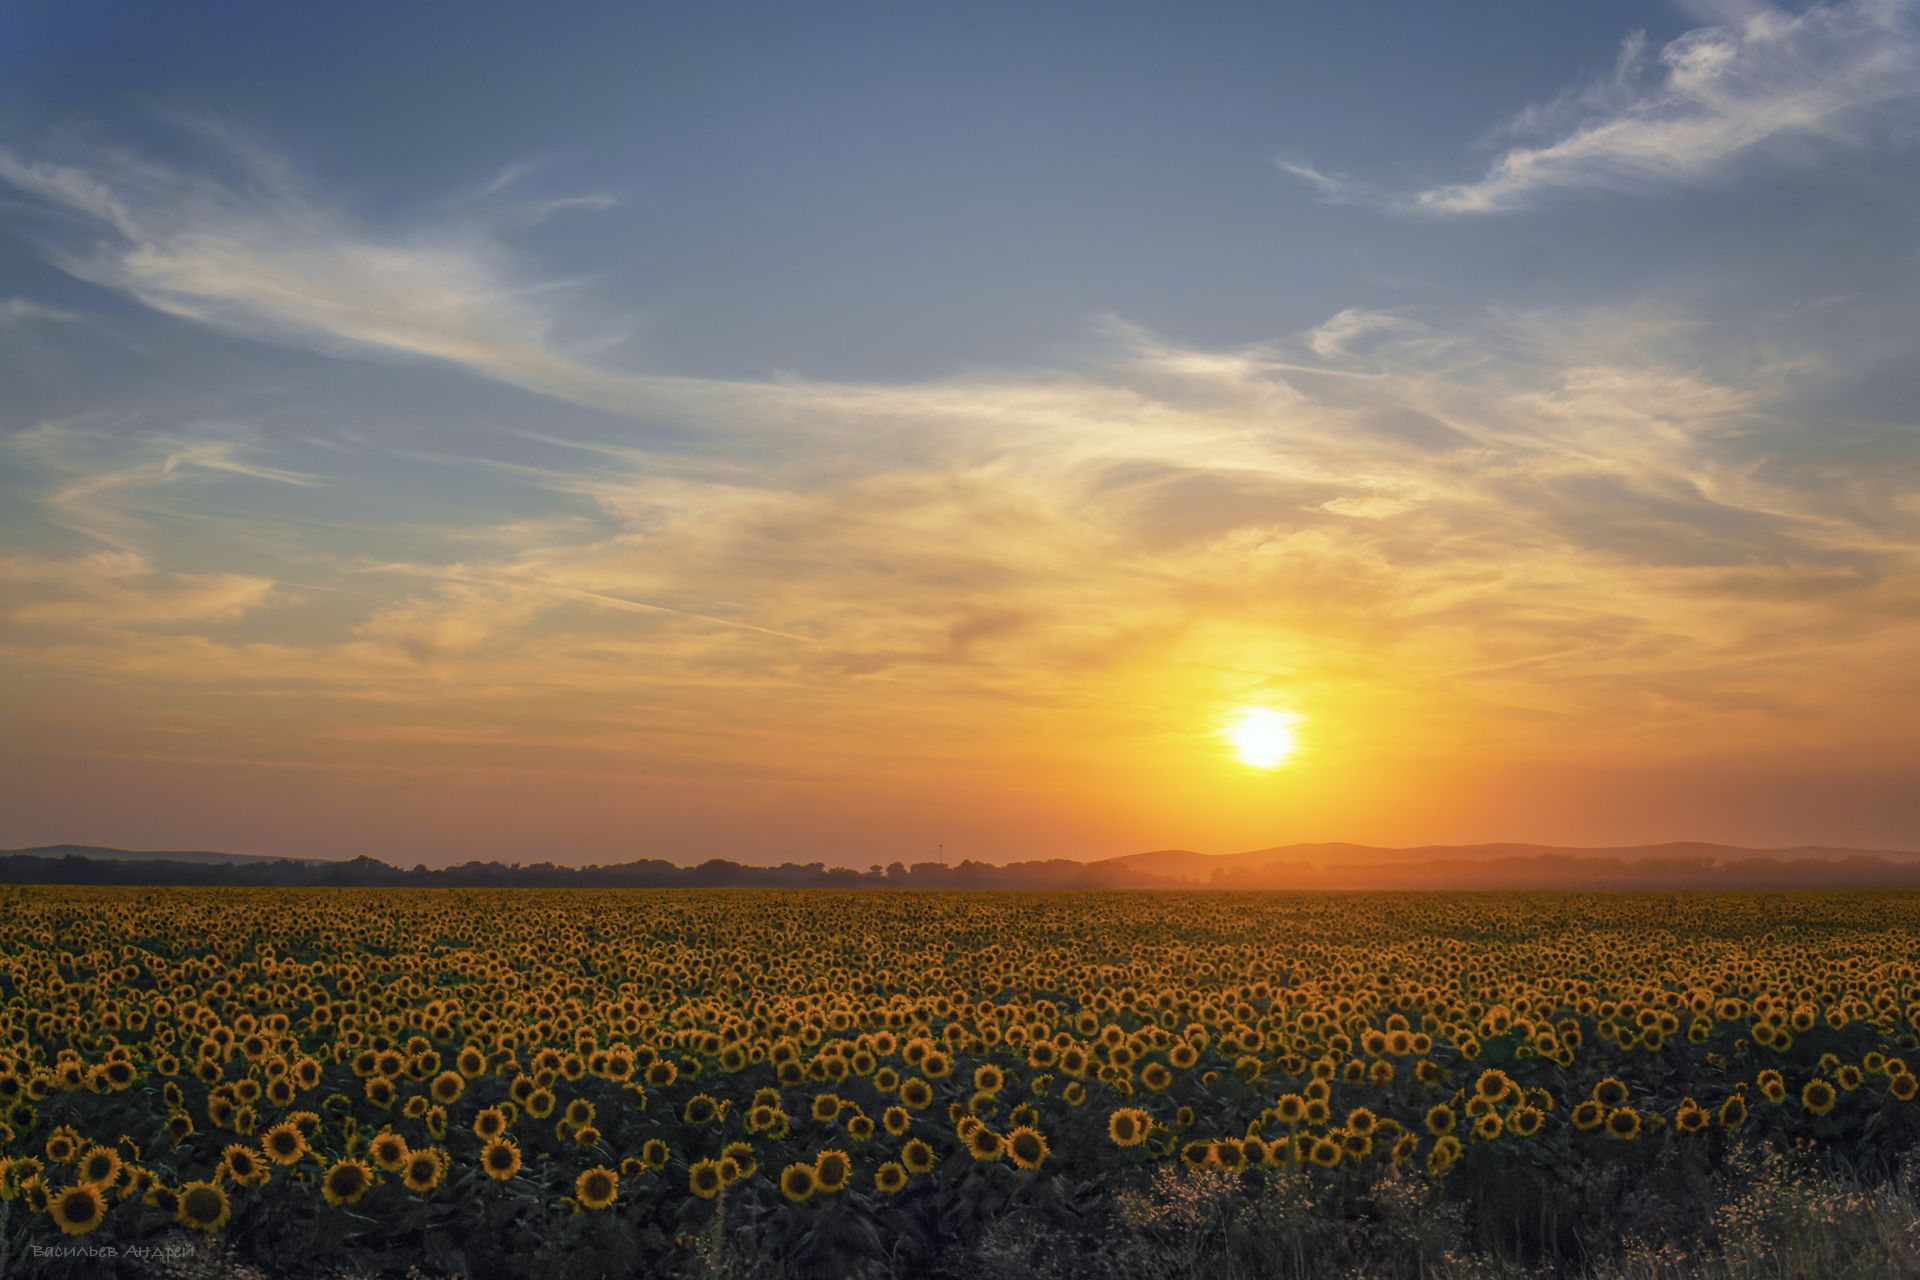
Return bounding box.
[1092,841,1920,887]
[0,844,327,866]
[4,841,1920,889]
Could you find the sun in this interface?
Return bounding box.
[1224,707,1302,769]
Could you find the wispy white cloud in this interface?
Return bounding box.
[0,297,78,323]
[1418,0,1920,213]
[4,422,318,551]
[0,133,678,421]
[1305,308,1421,361]
[1320,495,1421,520]
[1274,157,1361,204]
[1280,0,1920,216]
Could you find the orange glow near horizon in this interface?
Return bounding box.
[4,103,1920,867]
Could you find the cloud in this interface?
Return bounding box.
[0,297,78,323]
[1321,495,1421,520]
[2,130,1916,789]
[1280,0,1920,216]
[1305,308,1421,361]
[6,295,1912,782]
[0,133,680,421]
[1413,0,1920,213]
[0,551,275,630]
[1274,157,1361,204]
[4,423,318,551]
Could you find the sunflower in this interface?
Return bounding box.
[429,1071,465,1105]
[810,1093,841,1124]
[814,1148,851,1193]
[1006,1125,1050,1169]
[473,1107,509,1141]
[575,1165,619,1210]
[321,1159,373,1206]
[871,1159,908,1194]
[120,1165,155,1201]
[1570,1100,1606,1131]
[1425,1105,1456,1136]
[262,1122,308,1166]
[176,1180,231,1233]
[718,1141,756,1181]
[1307,1138,1342,1168]
[1892,1073,1918,1102]
[19,1174,49,1213]
[1474,1069,1513,1102]
[1592,1077,1630,1108]
[401,1148,448,1195]
[1718,1094,1749,1128]
[1427,1135,1463,1174]
[641,1138,671,1169]
[1109,1108,1150,1147]
[1509,1106,1545,1138]
[368,1131,410,1173]
[688,1159,724,1199]
[965,1126,1005,1161]
[44,1130,79,1165]
[779,1162,818,1202]
[901,1137,935,1174]
[482,1138,522,1181]
[1802,1079,1837,1116]
[899,1077,934,1110]
[1605,1107,1642,1140]
[49,1182,108,1236]
[76,1146,122,1189]
[222,1144,268,1186]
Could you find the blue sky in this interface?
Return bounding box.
[3,1,1919,863]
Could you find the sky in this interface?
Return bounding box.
[3,0,1919,865]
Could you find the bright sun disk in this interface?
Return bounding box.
[1225,707,1302,769]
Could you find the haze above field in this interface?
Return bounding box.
[3,1,1920,865]
[9,841,1920,889]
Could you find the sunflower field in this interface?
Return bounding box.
[3,887,1920,1278]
